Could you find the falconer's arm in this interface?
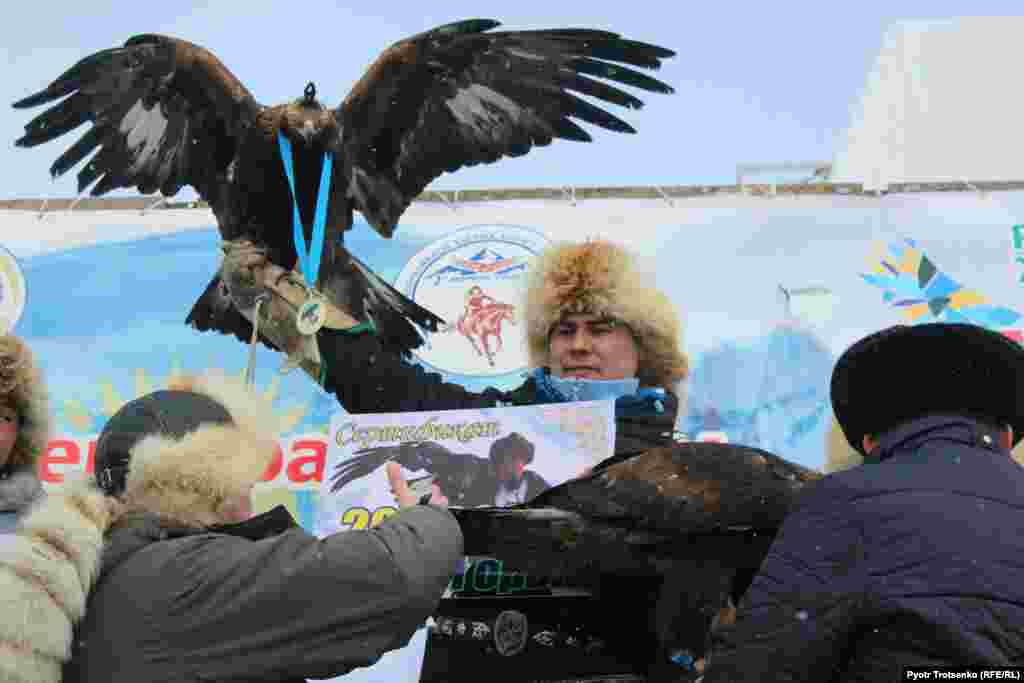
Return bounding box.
[251,258,515,414]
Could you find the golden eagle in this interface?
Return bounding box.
[11,19,675,356]
[446,441,823,676]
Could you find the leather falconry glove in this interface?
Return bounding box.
[218,239,360,382]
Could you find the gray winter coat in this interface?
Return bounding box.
[0,476,463,683]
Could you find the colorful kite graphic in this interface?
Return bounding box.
[861,238,1022,329]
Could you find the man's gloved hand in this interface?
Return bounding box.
[220,240,269,310]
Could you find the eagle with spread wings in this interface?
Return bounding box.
[12,19,675,358]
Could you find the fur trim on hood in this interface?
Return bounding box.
[0,474,117,683]
[118,371,283,528]
[0,334,51,470]
[0,371,283,682]
[523,240,688,391]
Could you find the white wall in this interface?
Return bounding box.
[832,17,1024,188]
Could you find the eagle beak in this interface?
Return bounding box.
[298,120,316,146]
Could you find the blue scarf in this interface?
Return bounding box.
[531,368,667,417]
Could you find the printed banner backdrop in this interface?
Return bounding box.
[5,189,1024,682]
[0,244,27,333]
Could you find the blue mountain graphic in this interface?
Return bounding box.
[494,262,527,275]
[428,264,477,281]
[468,248,507,263]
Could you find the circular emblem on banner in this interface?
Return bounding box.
[493,609,529,656]
[0,245,26,334]
[395,225,549,378]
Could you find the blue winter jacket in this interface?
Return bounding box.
[703,414,1024,682]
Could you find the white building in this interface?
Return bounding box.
[831,17,1024,190]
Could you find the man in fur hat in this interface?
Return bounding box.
[489,432,549,506]
[240,239,694,680]
[0,371,463,683]
[702,322,1024,681]
[0,333,48,535]
[251,238,687,461]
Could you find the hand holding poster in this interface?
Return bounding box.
[317,401,615,683]
[318,402,617,681]
[320,401,615,534]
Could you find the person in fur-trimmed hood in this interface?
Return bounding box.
[702,322,1024,682]
[0,371,462,683]
[0,333,49,535]
[232,239,700,681]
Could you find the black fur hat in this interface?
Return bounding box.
[94,390,234,496]
[489,432,535,465]
[831,322,1024,454]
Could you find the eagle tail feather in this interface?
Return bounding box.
[348,167,406,238]
[346,253,445,357]
[185,273,280,351]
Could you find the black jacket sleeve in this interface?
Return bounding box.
[523,470,552,502]
[700,479,868,682]
[160,504,464,681]
[318,328,514,413]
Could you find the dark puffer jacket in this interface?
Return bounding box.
[64,504,461,683]
[703,415,1024,682]
[0,472,462,683]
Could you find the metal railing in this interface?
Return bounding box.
[4,179,1022,217]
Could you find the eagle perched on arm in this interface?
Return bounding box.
[11,19,675,359]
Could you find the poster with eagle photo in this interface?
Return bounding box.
[317,401,617,683]
[320,401,615,535]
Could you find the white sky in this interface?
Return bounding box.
[4,3,1023,202]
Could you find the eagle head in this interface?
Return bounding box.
[294,82,323,110]
[303,82,318,106]
[278,82,338,146]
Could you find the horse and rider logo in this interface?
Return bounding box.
[394,225,549,378]
[441,285,517,367]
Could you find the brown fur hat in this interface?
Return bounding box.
[0,474,117,683]
[0,334,51,469]
[523,240,688,390]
